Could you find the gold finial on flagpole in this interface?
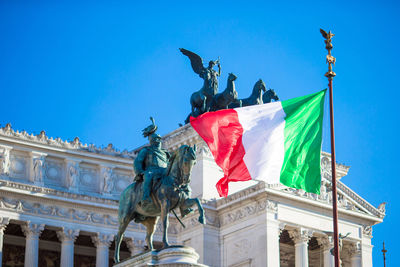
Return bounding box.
[320,29,336,80]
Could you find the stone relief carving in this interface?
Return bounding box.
[66,161,80,188]
[362,225,372,237]
[0,147,11,176]
[32,156,45,183]
[101,167,114,194]
[232,239,251,260]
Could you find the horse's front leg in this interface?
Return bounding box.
[181,198,206,225]
[160,200,171,248]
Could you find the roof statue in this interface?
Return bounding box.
[180,48,280,123]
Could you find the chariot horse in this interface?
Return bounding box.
[114,145,205,263]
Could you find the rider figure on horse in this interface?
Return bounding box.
[134,118,170,207]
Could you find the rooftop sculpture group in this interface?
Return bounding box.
[180,48,279,123]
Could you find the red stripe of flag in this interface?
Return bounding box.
[190,109,252,197]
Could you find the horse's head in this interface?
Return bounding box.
[266,88,279,101]
[253,79,266,95]
[228,73,237,82]
[176,144,197,185]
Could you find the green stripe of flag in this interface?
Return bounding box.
[280,89,327,194]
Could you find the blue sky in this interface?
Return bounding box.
[0,0,399,264]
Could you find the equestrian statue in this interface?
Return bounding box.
[114,118,206,263]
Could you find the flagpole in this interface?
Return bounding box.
[320,28,340,267]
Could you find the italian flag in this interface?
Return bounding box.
[190,89,326,197]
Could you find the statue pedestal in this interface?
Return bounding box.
[114,246,209,267]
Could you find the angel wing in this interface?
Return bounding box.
[320,29,335,39]
[320,29,329,39]
[179,48,205,75]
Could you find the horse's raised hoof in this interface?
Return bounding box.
[198,215,206,225]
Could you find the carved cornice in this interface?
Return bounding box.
[0,123,135,159]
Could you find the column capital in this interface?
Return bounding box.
[347,242,361,258]
[57,227,80,242]
[279,223,286,236]
[92,232,114,248]
[125,238,145,256]
[21,222,44,239]
[0,217,10,233]
[317,235,334,249]
[288,228,313,244]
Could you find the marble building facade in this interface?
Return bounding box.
[0,123,385,267]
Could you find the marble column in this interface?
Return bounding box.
[289,228,313,267]
[0,217,10,267]
[21,222,45,267]
[317,235,334,267]
[349,242,362,267]
[92,233,114,267]
[56,228,80,267]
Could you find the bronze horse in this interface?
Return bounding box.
[210,73,238,111]
[229,79,266,108]
[114,145,205,263]
[262,88,279,103]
